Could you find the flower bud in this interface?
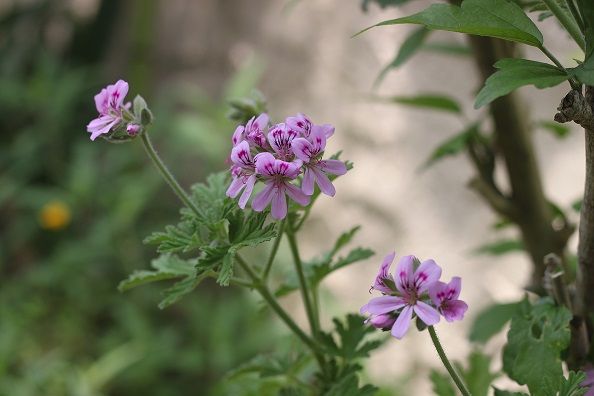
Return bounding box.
[369,314,396,331]
[127,123,141,136]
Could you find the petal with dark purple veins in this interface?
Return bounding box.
[395,255,415,295]
[414,259,442,293]
[238,174,257,209]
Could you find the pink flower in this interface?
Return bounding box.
[226,140,257,209]
[361,255,442,339]
[268,123,299,161]
[87,80,130,141]
[286,113,335,139]
[291,128,347,196]
[429,277,468,322]
[251,153,309,219]
[581,365,594,396]
[368,313,396,330]
[372,252,396,294]
[233,113,269,148]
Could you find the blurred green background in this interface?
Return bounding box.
[0,1,285,395]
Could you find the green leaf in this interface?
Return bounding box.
[374,27,430,87]
[569,54,594,86]
[424,123,479,168]
[538,120,571,138]
[473,239,524,256]
[559,371,588,396]
[324,373,378,396]
[358,0,544,47]
[572,198,583,213]
[227,352,310,380]
[422,42,473,56]
[469,302,521,343]
[118,254,196,291]
[576,0,594,57]
[493,389,528,396]
[430,370,457,396]
[319,314,383,360]
[462,351,499,396]
[385,94,461,114]
[475,59,568,108]
[503,298,572,396]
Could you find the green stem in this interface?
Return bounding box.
[566,0,585,32]
[140,133,201,216]
[428,326,472,396]
[542,0,586,51]
[286,223,320,338]
[263,219,286,281]
[539,45,581,89]
[235,255,325,367]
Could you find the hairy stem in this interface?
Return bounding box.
[542,0,586,51]
[428,326,472,396]
[263,219,285,281]
[286,223,320,338]
[140,132,201,216]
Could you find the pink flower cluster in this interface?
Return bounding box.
[226,113,347,219]
[360,252,468,339]
[87,80,141,141]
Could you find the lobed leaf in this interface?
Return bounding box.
[358,0,544,47]
[423,123,479,168]
[475,59,568,108]
[503,298,572,396]
[319,314,383,360]
[430,370,457,396]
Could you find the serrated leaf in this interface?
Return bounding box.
[374,27,430,87]
[430,370,457,396]
[538,120,571,138]
[118,254,196,291]
[424,123,479,168]
[469,302,520,343]
[473,239,524,256]
[386,94,461,114]
[358,0,544,47]
[227,352,310,381]
[158,270,210,309]
[475,59,568,108]
[569,54,594,86]
[559,371,588,396]
[320,314,383,361]
[503,298,572,396]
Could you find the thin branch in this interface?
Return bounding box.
[468,177,518,221]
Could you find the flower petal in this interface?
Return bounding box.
[270,186,287,219]
[447,277,462,300]
[302,168,315,195]
[285,182,310,206]
[226,176,245,198]
[374,252,396,293]
[414,259,442,293]
[232,125,245,146]
[391,305,413,339]
[414,301,441,326]
[254,152,276,176]
[312,166,335,196]
[395,255,415,295]
[291,137,314,162]
[442,300,468,322]
[238,174,257,209]
[252,183,275,212]
[362,296,406,315]
[320,159,347,176]
[429,281,448,307]
[87,115,118,140]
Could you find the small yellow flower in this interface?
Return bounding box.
[39,201,71,231]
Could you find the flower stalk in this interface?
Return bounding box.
[428,326,472,396]
[140,132,202,217]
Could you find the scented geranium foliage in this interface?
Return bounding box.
[226,113,347,219]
